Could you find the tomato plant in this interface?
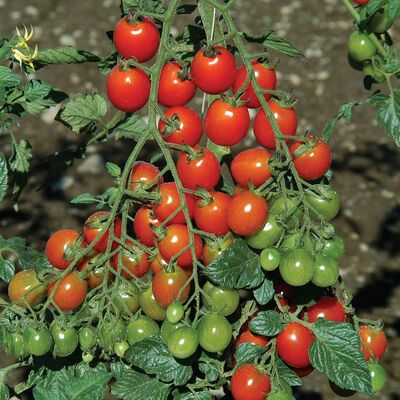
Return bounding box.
[231,364,271,400]
[359,325,387,361]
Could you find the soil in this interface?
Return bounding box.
[0,0,399,399]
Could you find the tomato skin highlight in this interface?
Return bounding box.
[8,270,47,307]
[128,161,163,192]
[231,364,271,400]
[359,325,387,361]
[348,31,377,62]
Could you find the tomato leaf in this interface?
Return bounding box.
[202,239,264,289]
[0,66,20,88]
[276,358,302,386]
[125,335,193,386]
[249,310,283,336]
[360,0,386,21]
[198,362,219,383]
[234,342,266,366]
[111,370,170,400]
[106,162,121,177]
[0,258,15,283]
[71,193,97,204]
[121,0,166,15]
[376,88,400,147]
[0,153,8,203]
[0,383,9,400]
[366,93,389,108]
[253,277,274,305]
[114,113,147,141]
[388,0,400,19]
[309,319,373,395]
[172,389,213,400]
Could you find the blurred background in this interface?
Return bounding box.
[0,0,399,399]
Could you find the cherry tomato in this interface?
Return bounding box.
[232,60,277,108]
[312,254,339,287]
[269,195,303,229]
[100,320,127,352]
[83,211,122,253]
[369,363,386,393]
[152,182,196,225]
[139,286,167,321]
[197,313,232,353]
[78,253,112,289]
[307,296,345,323]
[113,281,140,316]
[166,301,184,324]
[276,322,315,368]
[23,327,53,357]
[167,326,199,359]
[52,326,78,357]
[107,65,150,112]
[359,325,387,361]
[6,332,27,359]
[246,213,283,250]
[232,330,268,366]
[111,241,150,279]
[191,46,236,94]
[177,146,221,191]
[194,191,231,236]
[320,235,345,260]
[231,148,273,188]
[114,340,129,357]
[305,185,340,221]
[228,191,268,236]
[205,98,250,146]
[202,236,234,266]
[253,101,297,150]
[202,281,239,316]
[150,252,169,275]
[161,320,183,343]
[78,327,95,351]
[260,248,281,271]
[126,315,159,345]
[47,272,87,311]
[113,16,159,62]
[8,270,47,307]
[128,161,163,192]
[134,206,161,247]
[368,5,393,33]
[158,224,203,267]
[290,136,331,181]
[152,266,191,308]
[46,230,86,270]
[279,249,314,287]
[158,62,196,107]
[158,106,203,147]
[348,31,377,62]
[231,364,271,400]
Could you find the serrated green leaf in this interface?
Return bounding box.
[112,370,170,400]
[249,310,283,336]
[203,239,264,289]
[22,80,51,101]
[34,47,100,69]
[234,342,266,366]
[125,335,192,386]
[0,259,15,283]
[360,0,386,21]
[110,361,131,380]
[97,52,117,75]
[309,319,372,394]
[198,361,219,383]
[276,358,302,386]
[56,94,107,133]
[377,88,400,146]
[0,383,9,400]
[340,102,356,123]
[366,93,388,107]
[106,162,121,177]
[32,385,58,400]
[114,113,147,141]
[388,0,400,19]
[70,193,97,204]
[0,38,12,60]
[121,0,166,14]
[9,139,32,173]
[172,389,213,400]
[323,114,341,143]
[253,277,274,305]
[0,66,20,88]
[0,153,8,202]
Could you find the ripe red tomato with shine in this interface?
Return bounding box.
[83,211,122,253]
[152,182,196,225]
[231,148,273,188]
[232,330,268,366]
[47,271,87,311]
[228,191,268,236]
[307,296,345,323]
[107,66,150,112]
[276,322,315,368]
[205,98,250,146]
[232,60,277,108]
[158,224,203,267]
[113,16,160,62]
[111,241,150,278]
[359,325,387,361]
[158,62,196,107]
[134,206,161,247]
[194,191,231,236]
[253,101,297,150]
[352,0,370,4]
[152,266,190,308]
[46,229,86,270]
[128,162,163,192]
[158,106,203,147]
[290,136,332,181]
[177,146,220,191]
[191,46,236,94]
[231,364,271,400]
[150,252,169,275]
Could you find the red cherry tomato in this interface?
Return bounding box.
[191,46,237,94]
[231,148,273,188]
[158,62,197,107]
[232,330,268,366]
[290,136,332,181]
[46,229,86,270]
[128,162,163,192]
[352,0,370,4]
[152,182,196,225]
[228,191,268,236]
[253,101,297,150]
[106,66,150,112]
[47,272,87,311]
[176,146,221,191]
[307,296,345,323]
[113,16,160,62]
[194,191,231,236]
[359,325,387,361]
[232,60,277,108]
[134,206,161,247]
[111,241,150,279]
[157,224,203,267]
[205,98,250,146]
[83,211,122,253]
[158,106,203,147]
[231,364,271,400]
[152,266,191,308]
[8,270,47,307]
[276,322,315,368]
[78,253,113,289]
[150,252,170,275]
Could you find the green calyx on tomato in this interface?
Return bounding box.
[269,195,303,229]
[279,249,315,287]
[202,281,240,316]
[126,315,159,345]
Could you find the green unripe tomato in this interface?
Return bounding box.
[369,363,387,393]
[139,286,166,321]
[368,5,393,33]
[6,332,27,359]
[23,327,53,356]
[161,320,182,343]
[202,281,240,316]
[320,235,345,260]
[305,185,340,221]
[78,327,95,351]
[114,340,129,357]
[246,214,284,249]
[113,281,140,316]
[166,302,184,324]
[279,231,302,252]
[260,248,281,271]
[311,254,339,287]
[279,249,315,287]
[126,315,159,345]
[197,313,232,353]
[82,350,94,363]
[167,326,199,359]
[269,195,303,229]
[348,31,377,62]
[348,53,364,71]
[52,326,79,357]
